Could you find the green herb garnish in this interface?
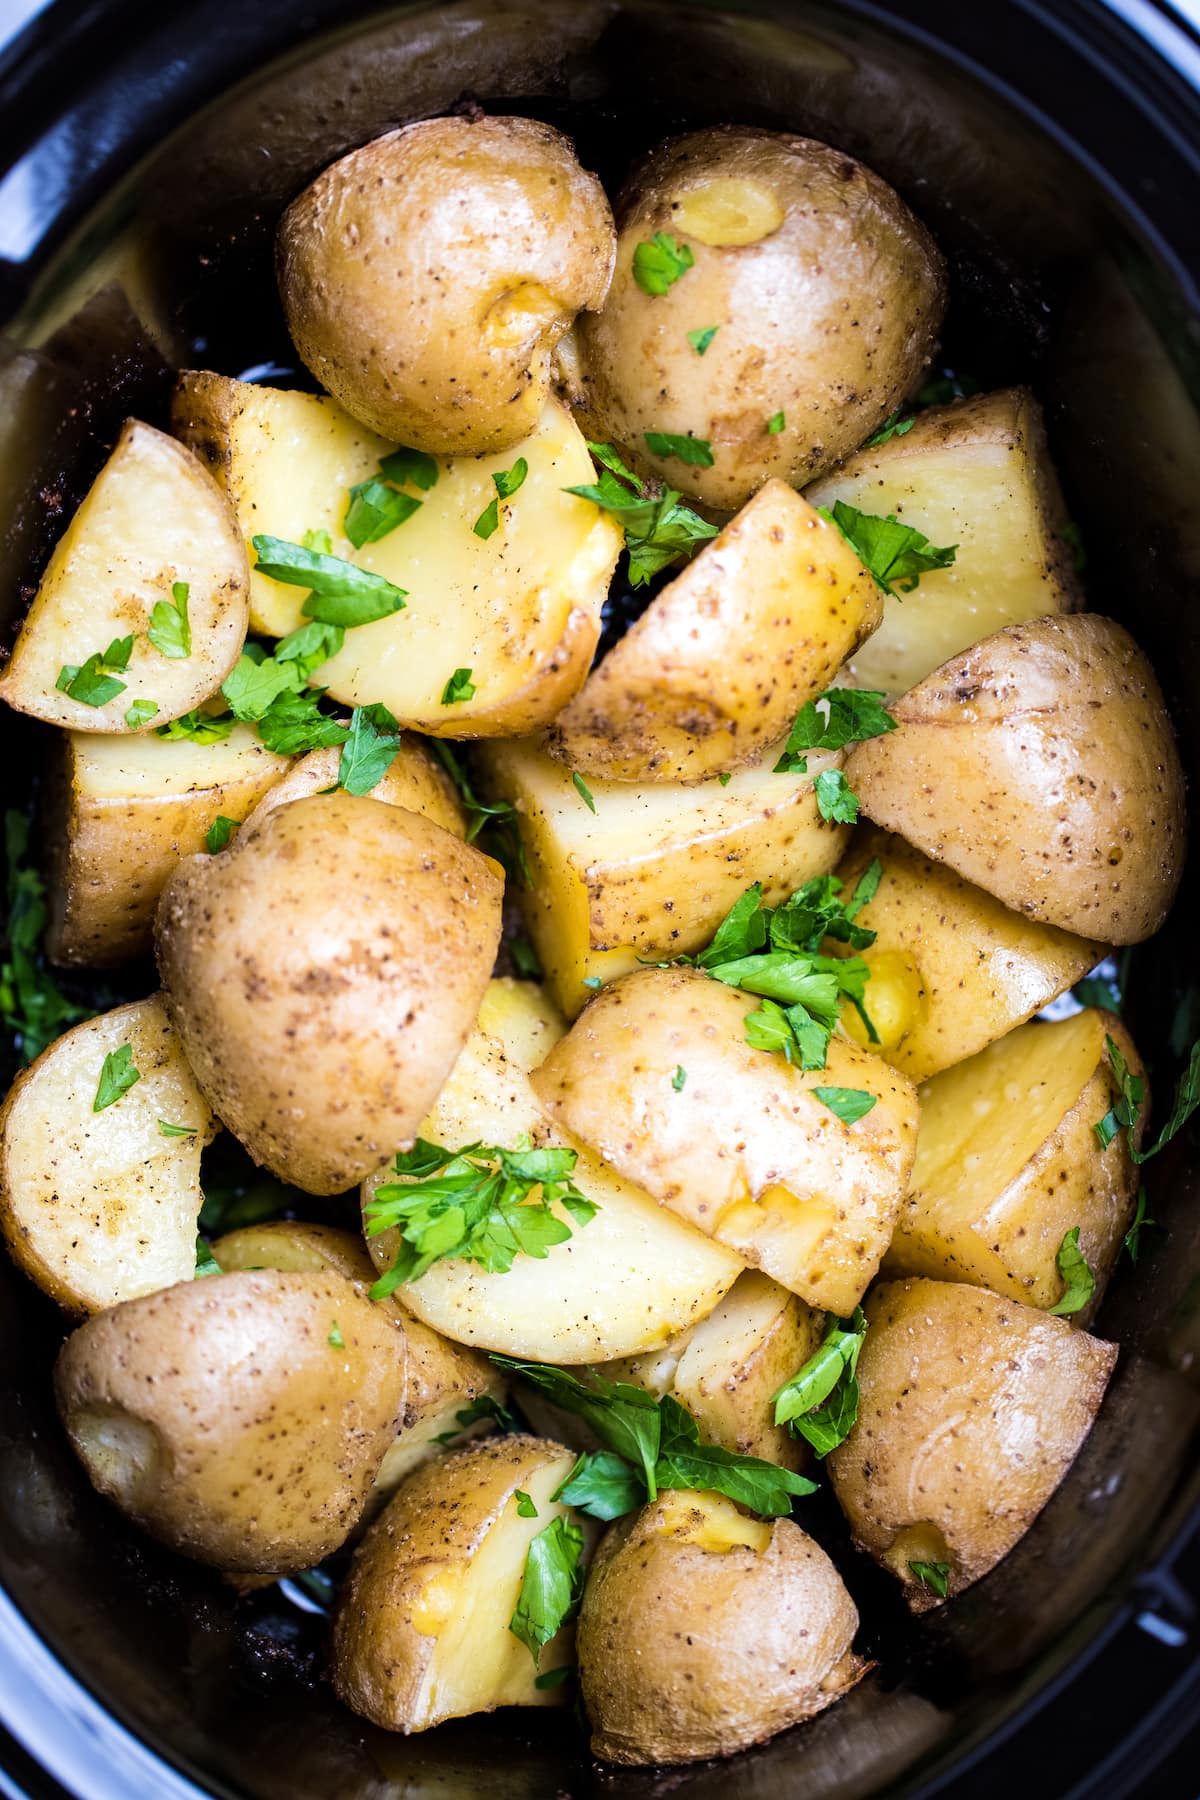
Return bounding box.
[337,704,401,796]
[571,771,597,814]
[205,816,237,854]
[510,1515,585,1667]
[819,499,957,597]
[687,326,718,355]
[643,431,714,468]
[56,636,133,707]
[431,1393,518,1446]
[1045,1227,1096,1317]
[1,812,90,1064]
[124,700,159,729]
[862,411,917,449]
[441,668,476,705]
[564,442,717,588]
[909,1560,951,1597]
[252,535,406,627]
[772,1307,867,1456]
[766,410,785,434]
[147,582,191,659]
[774,688,896,774]
[93,1044,140,1113]
[632,233,694,296]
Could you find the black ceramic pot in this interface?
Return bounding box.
[1,2,1199,1795]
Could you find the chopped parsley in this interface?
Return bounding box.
[672,1066,687,1092]
[915,371,978,406]
[1045,1227,1096,1317]
[328,1321,345,1349]
[766,410,785,434]
[156,709,236,744]
[147,581,191,660]
[862,411,917,449]
[1097,1031,1200,1169]
[252,535,406,627]
[429,740,530,885]
[509,1515,585,1667]
[204,816,238,853]
[643,430,714,468]
[56,636,133,707]
[909,1560,951,1597]
[773,1307,868,1456]
[687,326,718,355]
[93,1044,140,1113]
[813,1087,876,1124]
[514,1490,538,1518]
[441,668,476,705]
[1124,1187,1157,1265]
[159,1120,198,1138]
[474,458,529,539]
[819,499,957,596]
[813,768,859,825]
[775,689,896,774]
[345,447,437,547]
[632,232,694,296]
[124,699,159,729]
[431,1393,518,1446]
[337,704,401,796]
[571,771,596,813]
[1,812,90,1063]
[564,441,717,588]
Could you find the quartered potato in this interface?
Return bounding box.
[548,481,881,782]
[834,828,1103,1082]
[478,732,849,1017]
[172,375,622,734]
[0,421,248,732]
[533,966,919,1315]
[361,977,742,1362]
[828,1278,1117,1610]
[887,1010,1145,1313]
[807,388,1081,696]
[0,997,216,1313]
[845,614,1187,942]
[331,1435,583,1731]
[55,1270,408,1572]
[578,1492,867,1764]
[44,724,289,968]
[241,734,465,837]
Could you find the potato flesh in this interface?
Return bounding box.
[0,420,248,731]
[807,388,1079,697]
[888,1010,1143,1310]
[242,735,465,838]
[0,997,215,1312]
[478,732,848,1017]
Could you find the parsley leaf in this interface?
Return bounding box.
[147,581,192,659]
[124,699,159,729]
[1045,1227,1096,1316]
[431,1393,518,1446]
[275,620,345,678]
[672,1066,687,1092]
[644,431,714,468]
[1137,1038,1200,1164]
[337,704,401,796]
[56,637,132,707]
[534,1665,574,1690]
[252,535,406,627]
[205,816,237,853]
[1073,973,1121,1013]
[687,326,718,355]
[255,689,350,757]
[429,741,530,886]
[195,1238,221,1278]
[862,411,917,449]
[509,1515,585,1666]
[159,1120,198,1138]
[772,1307,867,1456]
[654,1393,818,1511]
[93,1044,140,1112]
[819,499,957,597]
[441,667,476,705]
[345,478,422,546]
[767,410,785,434]
[473,498,500,539]
[156,709,235,744]
[221,646,302,721]
[632,233,694,296]
[473,459,529,539]
[1124,1186,1158,1265]
[813,768,860,824]
[916,371,978,407]
[564,443,717,587]
[1094,1034,1145,1152]
[0,812,90,1063]
[774,688,896,774]
[553,1451,646,1521]
[813,1086,876,1124]
[515,1490,538,1518]
[328,1321,345,1349]
[571,771,597,814]
[509,937,542,980]
[380,446,439,491]
[909,1559,951,1597]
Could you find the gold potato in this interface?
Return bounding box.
[827,1278,1117,1609]
[575,126,945,509]
[44,724,289,967]
[577,1491,867,1764]
[54,1269,408,1572]
[362,977,742,1361]
[807,388,1081,696]
[0,997,216,1314]
[0,421,248,732]
[155,792,502,1194]
[834,828,1103,1082]
[845,614,1187,943]
[887,1009,1145,1313]
[331,1435,582,1731]
[277,115,615,452]
[172,374,622,733]
[240,734,465,837]
[547,481,881,783]
[477,731,849,1017]
[532,966,919,1314]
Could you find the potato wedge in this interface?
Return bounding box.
[844,614,1187,942]
[172,375,622,734]
[331,1435,582,1730]
[833,828,1103,1082]
[0,420,248,731]
[0,997,216,1313]
[578,1491,867,1764]
[362,977,742,1362]
[44,724,289,968]
[807,388,1081,696]
[600,1271,823,1469]
[532,966,919,1314]
[887,1010,1145,1313]
[828,1278,1117,1609]
[547,481,881,782]
[477,732,848,1017]
[242,734,464,837]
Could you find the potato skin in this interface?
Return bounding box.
[278,116,615,452]
[845,614,1186,943]
[575,127,945,509]
[827,1278,1117,1609]
[54,1270,407,1572]
[155,792,502,1193]
[578,1494,866,1764]
[242,736,465,837]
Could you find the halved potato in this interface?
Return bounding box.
[171,375,622,734]
[242,734,465,837]
[532,966,919,1315]
[828,1278,1117,1609]
[547,481,881,782]
[44,724,289,968]
[362,977,743,1362]
[807,388,1081,697]
[331,1435,583,1730]
[0,420,248,731]
[886,1010,1145,1314]
[833,828,1103,1082]
[845,614,1187,943]
[0,996,216,1313]
[477,732,848,1016]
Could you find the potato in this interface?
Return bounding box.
[331,1435,582,1730]
[362,977,742,1362]
[277,116,615,453]
[0,997,216,1314]
[532,966,919,1314]
[887,1010,1145,1314]
[577,1491,866,1764]
[477,731,848,1017]
[44,724,289,968]
[54,1269,408,1572]
[574,126,945,509]
[600,1272,823,1470]
[833,828,1103,1082]
[241,734,464,837]
[155,792,502,1194]
[0,420,248,732]
[547,481,881,782]
[827,1278,1117,1610]
[807,388,1081,696]
[845,614,1187,943]
[172,375,621,732]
